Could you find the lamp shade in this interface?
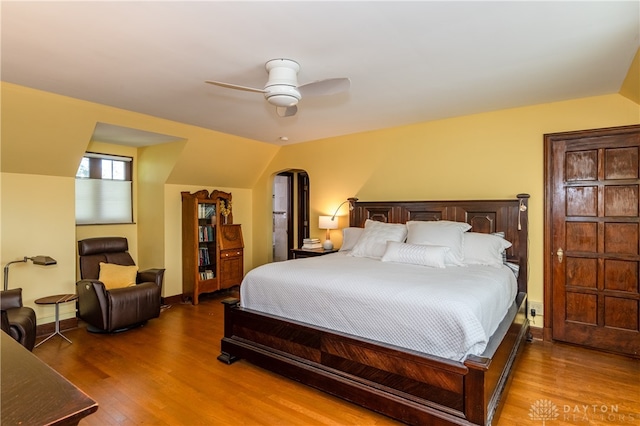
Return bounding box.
[29,256,57,266]
[319,215,338,230]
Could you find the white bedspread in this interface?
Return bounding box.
[240,252,517,361]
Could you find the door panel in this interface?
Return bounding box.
[545,125,640,358]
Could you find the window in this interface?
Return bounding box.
[75,153,133,225]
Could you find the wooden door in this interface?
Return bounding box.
[545,125,640,358]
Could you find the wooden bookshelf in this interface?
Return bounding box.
[181,190,243,304]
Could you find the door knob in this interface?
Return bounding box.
[556,247,564,263]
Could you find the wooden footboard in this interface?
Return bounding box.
[218,293,529,426]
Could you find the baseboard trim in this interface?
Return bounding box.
[36,317,79,337]
[163,288,239,306]
[529,325,543,341]
[162,294,184,305]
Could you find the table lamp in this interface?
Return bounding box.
[319,216,338,250]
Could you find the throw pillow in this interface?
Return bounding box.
[406,220,471,266]
[349,219,408,259]
[98,262,138,290]
[381,241,449,268]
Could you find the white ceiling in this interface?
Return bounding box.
[1,1,638,146]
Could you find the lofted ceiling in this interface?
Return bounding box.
[1,1,638,146]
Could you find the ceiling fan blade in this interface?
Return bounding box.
[298,78,350,97]
[276,105,297,117]
[205,80,266,94]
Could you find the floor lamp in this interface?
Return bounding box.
[3,256,57,291]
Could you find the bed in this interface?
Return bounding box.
[218,195,530,426]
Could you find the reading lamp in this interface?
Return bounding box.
[329,198,359,222]
[3,256,57,291]
[321,197,359,250]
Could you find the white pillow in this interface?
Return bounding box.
[348,219,408,259]
[381,241,449,268]
[463,232,512,268]
[339,227,365,251]
[406,220,471,266]
[492,231,508,263]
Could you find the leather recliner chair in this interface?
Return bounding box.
[1,288,37,351]
[76,237,165,333]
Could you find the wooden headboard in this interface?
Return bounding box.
[348,194,530,294]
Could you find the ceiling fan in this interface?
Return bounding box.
[206,59,350,117]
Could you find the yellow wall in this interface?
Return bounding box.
[253,93,640,310]
[620,48,640,104]
[1,76,639,327]
[1,173,77,323]
[1,83,280,184]
[137,140,188,271]
[0,82,275,323]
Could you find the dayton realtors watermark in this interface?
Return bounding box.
[529,399,637,424]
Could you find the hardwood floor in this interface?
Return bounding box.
[33,292,639,425]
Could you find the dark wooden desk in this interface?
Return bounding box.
[1,331,98,425]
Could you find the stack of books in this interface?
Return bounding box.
[302,238,322,249]
[199,269,215,280]
[198,204,216,219]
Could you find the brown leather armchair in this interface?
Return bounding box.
[1,288,37,350]
[76,237,165,333]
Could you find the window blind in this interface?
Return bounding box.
[75,179,132,225]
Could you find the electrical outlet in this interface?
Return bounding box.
[529,301,543,317]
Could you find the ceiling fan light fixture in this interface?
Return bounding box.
[268,95,299,107]
[206,58,349,118]
[265,84,301,107]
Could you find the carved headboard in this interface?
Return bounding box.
[348,194,530,294]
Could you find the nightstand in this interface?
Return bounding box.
[291,248,339,259]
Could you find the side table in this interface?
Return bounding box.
[34,294,78,347]
[291,248,339,259]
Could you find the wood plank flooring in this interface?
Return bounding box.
[33,292,639,425]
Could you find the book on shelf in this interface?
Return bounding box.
[198,203,216,220]
[198,247,211,266]
[199,269,215,280]
[198,225,214,242]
